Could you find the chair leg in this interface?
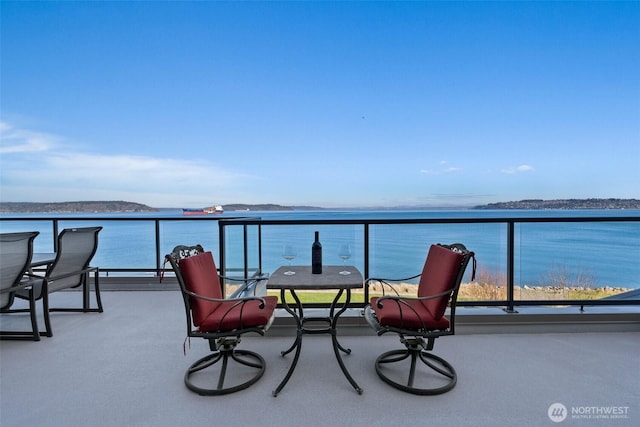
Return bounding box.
[375,346,457,395]
[82,270,103,313]
[41,292,53,337]
[184,339,266,396]
[93,270,103,312]
[46,270,103,332]
[27,287,40,341]
[0,288,41,341]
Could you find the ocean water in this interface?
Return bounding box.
[1,209,638,289]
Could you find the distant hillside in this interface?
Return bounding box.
[0,201,157,213]
[474,198,640,210]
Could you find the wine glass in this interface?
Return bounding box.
[282,244,297,275]
[338,244,351,275]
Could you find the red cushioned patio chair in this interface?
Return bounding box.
[165,246,278,395]
[364,243,475,395]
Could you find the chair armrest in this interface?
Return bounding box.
[220,273,269,297]
[371,290,454,332]
[365,274,421,284]
[183,289,271,309]
[365,274,421,297]
[219,272,268,283]
[375,288,454,306]
[24,272,44,280]
[41,266,99,283]
[0,277,40,294]
[368,296,425,331]
[185,289,274,331]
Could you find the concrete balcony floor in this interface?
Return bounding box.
[1,290,639,427]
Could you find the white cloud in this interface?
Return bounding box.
[501,164,535,174]
[0,121,57,154]
[420,167,461,175]
[420,161,461,175]
[0,121,255,206]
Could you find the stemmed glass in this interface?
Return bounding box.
[282,244,297,275]
[338,244,352,275]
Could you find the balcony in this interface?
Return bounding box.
[1,289,638,426]
[1,213,639,426]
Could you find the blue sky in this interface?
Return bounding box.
[1,1,638,209]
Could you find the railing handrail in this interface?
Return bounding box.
[219,216,640,225]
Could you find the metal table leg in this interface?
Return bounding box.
[330,289,362,394]
[272,289,303,397]
[273,287,362,396]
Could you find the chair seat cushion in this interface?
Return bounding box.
[199,296,278,332]
[370,297,450,330]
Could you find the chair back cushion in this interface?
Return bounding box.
[47,227,101,293]
[178,251,222,327]
[0,231,39,309]
[418,244,465,320]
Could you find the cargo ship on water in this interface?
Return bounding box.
[182,205,224,216]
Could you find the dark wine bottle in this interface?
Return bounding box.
[311,231,322,274]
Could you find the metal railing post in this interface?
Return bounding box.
[52,219,59,252]
[243,224,249,278]
[505,221,517,313]
[218,220,226,278]
[154,219,161,276]
[258,224,263,273]
[364,223,370,303]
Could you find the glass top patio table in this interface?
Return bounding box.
[267,265,364,396]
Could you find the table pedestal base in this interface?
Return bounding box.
[272,288,363,396]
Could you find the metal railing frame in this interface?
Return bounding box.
[217,215,640,311]
[2,214,639,311]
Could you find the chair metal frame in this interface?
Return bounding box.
[365,243,475,395]
[165,245,276,396]
[16,226,103,337]
[0,231,41,341]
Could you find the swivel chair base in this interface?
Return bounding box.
[185,340,266,396]
[375,340,457,395]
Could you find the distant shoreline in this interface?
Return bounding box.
[0,201,157,214]
[473,198,640,210]
[1,198,639,214]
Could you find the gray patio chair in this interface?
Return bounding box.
[0,231,41,341]
[364,243,475,395]
[14,226,103,337]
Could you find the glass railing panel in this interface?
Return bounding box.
[0,219,56,252]
[244,224,261,276]
[53,220,156,274]
[160,219,219,261]
[367,222,507,302]
[222,224,247,274]
[258,225,361,270]
[513,221,640,301]
[257,223,364,304]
